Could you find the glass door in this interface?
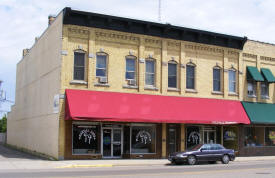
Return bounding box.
[204,131,216,144]
[102,125,123,158]
[113,129,122,157]
[103,128,112,157]
[168,127,177,154]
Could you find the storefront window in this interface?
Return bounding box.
[223,126,238,150]
[265,127,275,146]
[244,127,265,147]
[72,124,100,154]
[186,126,202,149]
[131,125,156,154]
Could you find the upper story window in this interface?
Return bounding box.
[125,56,137,81]
[145,59,156,86]
[168,61,178,88]
[228,69,236,93]
[96,53,108,78]
[261,82,269,98]
[247,81,256,97]
[213,67,221,92]
[73,52,85,80]
[186,63,195,89]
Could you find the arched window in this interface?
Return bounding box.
[73,50,86,80]
[228,68,236,93]
[145,58,156,86]
[168,61,178,88]
[186,63,196,89]
[213,66,221,92]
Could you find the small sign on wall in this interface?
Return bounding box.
[53,94,59,113]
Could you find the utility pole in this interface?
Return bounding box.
[0,80,13,114]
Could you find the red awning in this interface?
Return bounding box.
[65,89,250,125]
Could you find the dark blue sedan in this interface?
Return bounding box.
[168,144,235,165]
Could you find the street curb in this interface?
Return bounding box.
[56,164,113,168]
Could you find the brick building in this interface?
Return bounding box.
[7,8,275,159]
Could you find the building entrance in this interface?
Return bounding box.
[102,125,123,158]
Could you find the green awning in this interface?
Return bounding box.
[261,68,275,83]
[242,102,275,124]
[247,66,264,82]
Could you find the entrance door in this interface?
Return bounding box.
[204,131,216,144]
[102,126,123,158]
[168,127,177,154]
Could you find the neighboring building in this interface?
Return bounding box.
[7,8,275,159]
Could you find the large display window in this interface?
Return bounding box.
[244,127,265,147]
[186,126,202,149]
[223,126,238,150]
[131,124,156,154]
[72,124,101,154]
[265,127,275,146]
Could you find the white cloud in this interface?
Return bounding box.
[1,0,275,116]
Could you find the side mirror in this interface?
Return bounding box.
[200,148,205,152]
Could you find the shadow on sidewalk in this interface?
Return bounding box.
[0,144,44,160]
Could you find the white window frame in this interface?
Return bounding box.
[145,58,156,87]
[261,82,269,99]
[96,52,108,78]
[125,56,137,81]
[168,61,178,89]
[247,80,256,97]
[73,50,86,81]
[228,69,237,93]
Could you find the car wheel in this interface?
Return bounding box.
[187,155,197,165]
[221,155,230,164]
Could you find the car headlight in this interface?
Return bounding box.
[176,154,187,157]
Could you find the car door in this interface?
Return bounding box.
[197,144,213,161]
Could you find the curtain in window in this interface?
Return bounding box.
[261,82,269,97]
[168,63,177,88]
[186,65,195,89]
[145,60,155,86]
[126,57,136,80]
[213,68,221,91]
[228,70,236,93]
[74,52,85,80]
[96,54,107,77]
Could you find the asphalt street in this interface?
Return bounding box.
[0,144,275,178]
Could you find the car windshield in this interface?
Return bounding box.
[187,144,203,151]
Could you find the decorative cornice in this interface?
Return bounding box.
[68,28,89,35]
[145,38,161,48]
[95,31,139,44]
[167,41,180,51]
[185,44,223,54]
[260,56,275,62]
[242,53,257,60]
[228,50,239,57]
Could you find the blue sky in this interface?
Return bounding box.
[0,0,275,117]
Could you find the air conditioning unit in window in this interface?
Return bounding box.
[128,79,136,86]
[99,77,107,83]
[247,90,255,96]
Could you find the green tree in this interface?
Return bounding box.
[0,115,7,133]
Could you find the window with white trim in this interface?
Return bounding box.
[261,82,269,98]
[96,53,107,78]
[186,64,195,89]
[145,59,155,86]
[228,69,236,93]
[125,56,137,81]
[213,67,221,92]
[168,61,178,88]
[247,81,256,97]
[73,52,85,80]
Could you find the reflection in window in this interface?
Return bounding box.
[261,82,269,98]
[213,67,221,91]
[131,125,156,154]
[125,57,136,80]
[72,124,100,154]
[244,127,265,147]
[168,62,177,88]
[145,59,155,86]
[186,64,195,89]
[73,52,85,80]
[96,53,107,77]
[247,81,256,96]
[265,127,275,146]
[228,70,236,93]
